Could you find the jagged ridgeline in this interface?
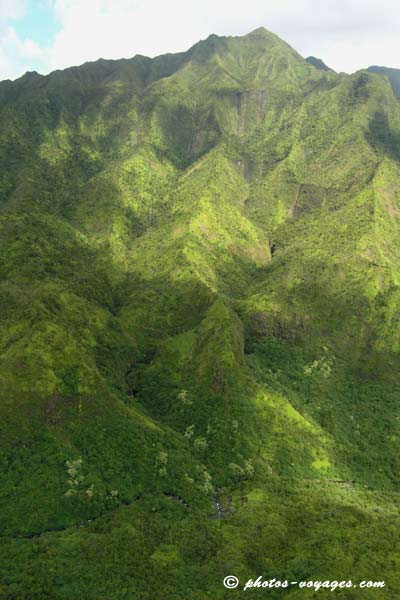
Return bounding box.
[1,27,400,599]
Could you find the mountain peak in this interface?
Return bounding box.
[247,26,274,36]
[306,56,332,71]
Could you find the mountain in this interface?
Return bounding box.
[368,65,400,98]
[1,27,400,599]
[306,55,332,71]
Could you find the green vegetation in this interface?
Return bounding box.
[1,26,400,598]
[306,56,332,71]
[368,65,400,99]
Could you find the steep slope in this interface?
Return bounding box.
[306,56,333,71]
[1,27,400,599]
[368,65,400,98]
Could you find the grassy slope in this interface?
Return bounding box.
[0,27,400,598]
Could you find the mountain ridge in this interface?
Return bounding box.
[2,26,399,91]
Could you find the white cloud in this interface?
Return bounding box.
[46,0,400,74]
[2,0,400,80]
[0,0,27,26]
[266,0,400,72]
[0,0,47,80]
[47,0,220,72]
[0,26,46,79]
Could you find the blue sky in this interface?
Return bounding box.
[1,0,400,81]
[0,0,59,78]
[13,1,60,48]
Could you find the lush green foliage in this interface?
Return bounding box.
[368,66,400,99]
[1,27,400,598]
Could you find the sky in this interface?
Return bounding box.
[1,0,400,81]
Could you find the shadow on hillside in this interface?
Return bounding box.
[367,109,400,163]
